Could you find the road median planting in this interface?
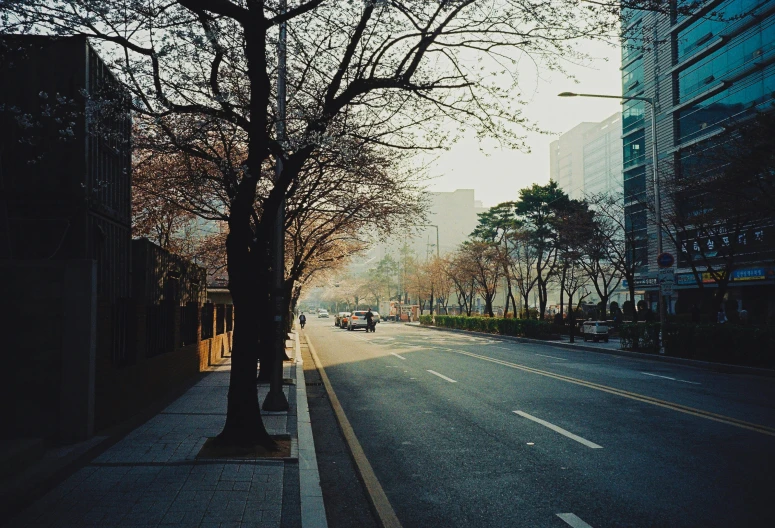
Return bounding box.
[419,315,555,340]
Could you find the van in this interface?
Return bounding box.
[582,320,609,343]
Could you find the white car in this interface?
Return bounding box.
[318,310,329,318]
[582,320,609,343]
[348,310,380,330]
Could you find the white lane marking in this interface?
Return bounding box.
[390,352,407,360]
[427,370,457,383]
[557,513,594,528]
[514,411,602,449]
[536,354,568,361]
[495,346,512,351]
[641,372,701,385]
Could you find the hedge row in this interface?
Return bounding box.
[419,315,554,339]
[619,322,775,368]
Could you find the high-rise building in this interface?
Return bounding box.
[550,113,623,200]
[622,0,775,319]
[365,188,487,266]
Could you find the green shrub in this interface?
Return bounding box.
[426,315,553,339]
[419,315,432,325]
[619,323,660,353]
[623,322,775,368]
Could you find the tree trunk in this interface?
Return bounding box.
[538,280,548,320]
[522,293,530,318]
[599,295,609,320]
[559,267,566,319]
[485,294,494,318]
[568,292,575,344]
[628,283,639,322]
[216,253,274,448]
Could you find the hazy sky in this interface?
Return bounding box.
[422,39,623,208]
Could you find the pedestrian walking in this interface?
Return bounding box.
[299,312,307,329]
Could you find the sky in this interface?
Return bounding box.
[421,39,623,208]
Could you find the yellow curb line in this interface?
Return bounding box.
[304,331,403,528]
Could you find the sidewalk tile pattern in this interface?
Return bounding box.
[7,361,294,528]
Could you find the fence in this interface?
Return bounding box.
[132,238,207,306]
[145,302,175,358]
[110,298,134,367]
[226,304,234,332]
[201,303,215,340]
[215,304,225,335]
[179,302,199,347]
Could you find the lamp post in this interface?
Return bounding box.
[419,224,440,258]
[263,0,289,411]
[558,91,665,347]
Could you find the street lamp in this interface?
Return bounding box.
[419,224,440,258]
[558,91,665,347]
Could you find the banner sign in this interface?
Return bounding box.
[677,223,775,268]
[675,267,773,286]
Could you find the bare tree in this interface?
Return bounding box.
[447,251,476,316]
[456,240,502,317]
[2,0,647,448]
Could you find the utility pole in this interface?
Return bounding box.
[263,1,289,411]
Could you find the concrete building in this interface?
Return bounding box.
[550,112,623,200]
[622,0,775,320]
[366,188,488,265]
[550,122,598,199]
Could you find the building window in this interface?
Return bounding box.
[623,99,645,134]
[623,129,646,168]
[676,65,775,143]
[622,61,644,93]
[677,18,775,103]
[624,167,647,198]
[676,0,762,60]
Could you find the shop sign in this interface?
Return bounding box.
[633,276,658,288]
[731,267,772,281]
[675,267,773,286]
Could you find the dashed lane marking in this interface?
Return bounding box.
[557,513,595,528]
[443,348,775,437]
[641,372,701,385]
[536,354,568,361]
[426,370,457,383]
[390,352,407,360]
[514,411,603,449]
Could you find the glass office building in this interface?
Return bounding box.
[622,0,775,319]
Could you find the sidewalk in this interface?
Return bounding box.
[4,333,326,528]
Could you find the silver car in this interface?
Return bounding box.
[348,310,379,330]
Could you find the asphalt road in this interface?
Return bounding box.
[303,317,775,528]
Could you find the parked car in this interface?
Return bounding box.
[348,310,380,330]
[318,310,329,318]
[582,320,609,342]
[335,312,350,327]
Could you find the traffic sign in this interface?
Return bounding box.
[658,268,675,296]
[657,252,675,268]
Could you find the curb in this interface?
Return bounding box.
[293,330,328,528]
[412,323,775,378]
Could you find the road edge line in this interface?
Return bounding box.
[304,331,403,528]
[294,329,328,528]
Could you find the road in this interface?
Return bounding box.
[303,316,775,528]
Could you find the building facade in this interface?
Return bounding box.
[622,0,775,320]
[550,113,623,200]
[0,35,132,302]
